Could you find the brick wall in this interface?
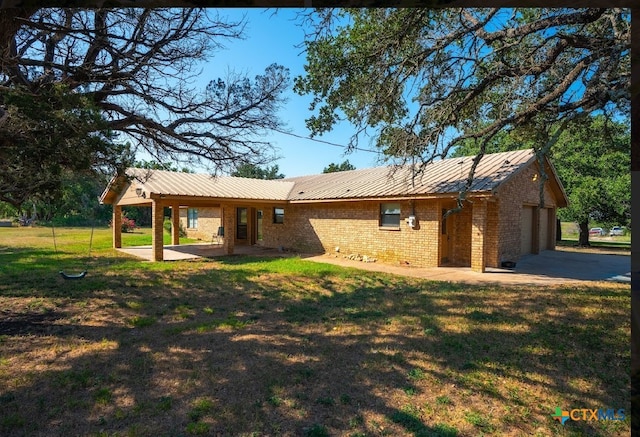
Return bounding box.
[179,207,221,242]
[485,200,500,267]
[260,200,443,267]
[470,199,487,272]
[198,161,562,270]
[496,163,559,263]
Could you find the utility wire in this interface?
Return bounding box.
[270,127,380,154]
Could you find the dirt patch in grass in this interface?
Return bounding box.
[0,228,631,436]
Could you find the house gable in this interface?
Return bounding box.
[493,155,568,208]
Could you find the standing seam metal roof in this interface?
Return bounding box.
[104,149,539,203]
[284,149,536,200]
[127,168,295,201]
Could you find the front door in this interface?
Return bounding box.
[440,208,454,265]
[237,207,248,241]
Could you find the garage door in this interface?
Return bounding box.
[539,208,549,251]
[521,206,534,255]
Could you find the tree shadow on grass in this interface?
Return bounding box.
[0,255,630,436]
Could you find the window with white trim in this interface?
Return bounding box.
[187,208,198,229]
[380,203,401,227]
[274,207,284,224]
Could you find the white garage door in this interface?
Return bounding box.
[521,206,534,255]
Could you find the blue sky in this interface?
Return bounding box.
[188,8,383,177]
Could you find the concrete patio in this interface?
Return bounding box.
[116,243,286,261]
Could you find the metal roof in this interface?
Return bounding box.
[126,168,295,201]
[101,149,566,205]
[284,149,536,200]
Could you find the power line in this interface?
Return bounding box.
[270,127,380,154]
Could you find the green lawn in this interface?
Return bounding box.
[560,222,631,248]
[0,226,630,436]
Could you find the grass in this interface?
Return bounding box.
[0,226,631,436]
[559,222,631,249]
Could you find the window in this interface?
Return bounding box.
[274,207,284,224]
[380,203,401,227]
[187,208,198,229]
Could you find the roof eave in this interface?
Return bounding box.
[99,174,127,205]
[288,191,495,204]
[545,157,569,208]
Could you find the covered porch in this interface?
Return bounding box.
[112,201,277,262]
[101,168,294,262]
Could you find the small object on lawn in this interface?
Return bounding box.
[59,270,88,280]
[50,209,94,281]
[501,261,516,269]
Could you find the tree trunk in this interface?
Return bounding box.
[578,221,590,246]
[556,218,562,241]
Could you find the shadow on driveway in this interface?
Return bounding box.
[508,248,630,283]
[303,247,630,286]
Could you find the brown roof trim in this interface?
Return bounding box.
[148,194,287,205]
[288,192,495,204]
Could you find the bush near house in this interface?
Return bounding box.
[109,214,136,233]
[121,216,136,233]
[163,218,187,238]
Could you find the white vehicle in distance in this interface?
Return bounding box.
[609,226,624,236]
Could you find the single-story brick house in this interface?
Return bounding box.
[100,148,568,272]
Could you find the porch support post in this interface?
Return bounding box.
[112,205,122,249]
[152,199,164,262]
[221,203,235,255]
[471,198,487,273]
[171,202,180,246]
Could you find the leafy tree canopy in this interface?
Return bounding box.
[322,160,356,173]
[453,114,630,245]
[231,163,284,180]
[295,8,630,196]
[0,8,290,208]
[134,160,193,173]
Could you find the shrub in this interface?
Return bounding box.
[163,218,187,237]
[109,214,136,233]
[121,216,136,233]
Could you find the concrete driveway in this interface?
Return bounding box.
[303,247,631,286]
[503,248,630,283]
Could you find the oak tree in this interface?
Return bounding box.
[0,8,290,208]
[295,8,630,207]
[453,114,630,245]
[322,159,355,173]
[231,163,285,180]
